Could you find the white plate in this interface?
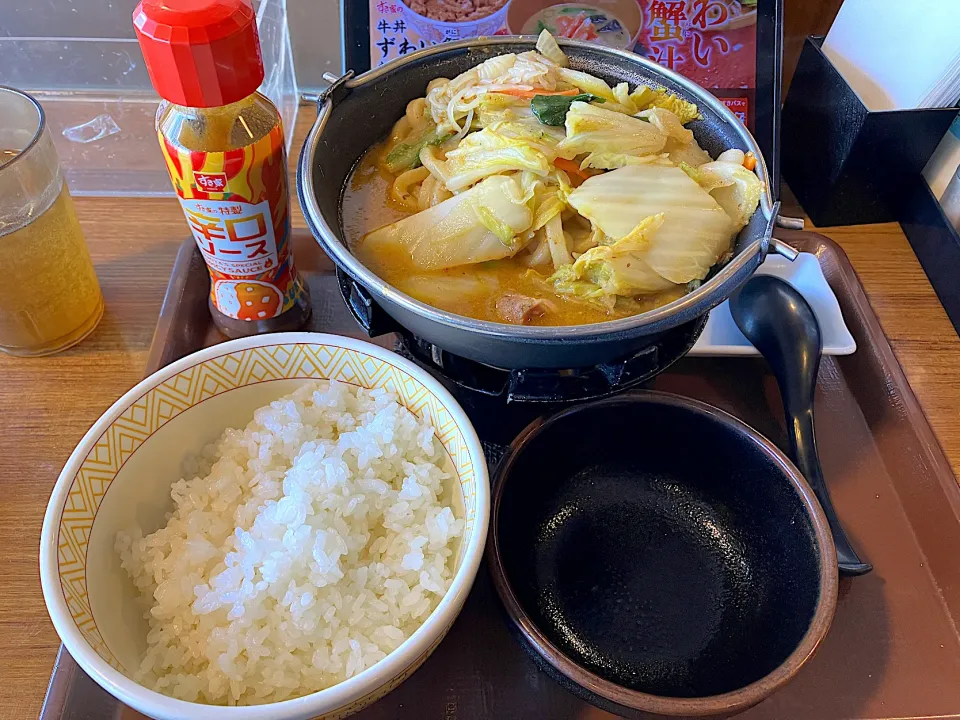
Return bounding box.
[688,252,857,357]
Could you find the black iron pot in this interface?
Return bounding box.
[488,392,838,718]
[298,37,791,369]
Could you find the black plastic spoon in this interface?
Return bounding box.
[731,275,872,576]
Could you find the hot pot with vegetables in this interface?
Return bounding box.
[298,33,785,369]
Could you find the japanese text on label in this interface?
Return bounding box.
[181,198,279,276]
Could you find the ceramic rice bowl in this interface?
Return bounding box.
[40,333,489,720]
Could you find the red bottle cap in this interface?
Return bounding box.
[133,0,264,108]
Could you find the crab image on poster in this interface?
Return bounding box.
[215,279,283,321]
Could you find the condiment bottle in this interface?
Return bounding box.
[133,0,310,337]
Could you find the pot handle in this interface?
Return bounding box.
[775,214,805,230]
[766,211,802,260]
[336,268,403,338]
[300,71,355,110]
[771,238,800,260]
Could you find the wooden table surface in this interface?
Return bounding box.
[4,127,960,720]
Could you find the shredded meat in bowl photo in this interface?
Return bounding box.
[404,0,509,23]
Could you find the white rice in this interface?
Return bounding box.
[116,380,464,705]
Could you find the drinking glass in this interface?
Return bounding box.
[0,86,103,356]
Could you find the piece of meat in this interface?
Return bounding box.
[495,293,555,325]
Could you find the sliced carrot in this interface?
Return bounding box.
[553,157,601,184]
[495,87,580,99]
[553,157,585,177]
[743,151,757,171]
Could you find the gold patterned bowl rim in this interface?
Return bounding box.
[39,332,490,720]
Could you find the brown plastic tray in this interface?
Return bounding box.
[42,231,960,720]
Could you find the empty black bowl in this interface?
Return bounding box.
[489,392,838,718]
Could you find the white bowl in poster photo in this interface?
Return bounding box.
[399,0,511,43]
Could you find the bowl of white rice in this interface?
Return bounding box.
[40,333,489,720]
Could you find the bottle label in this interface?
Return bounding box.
[159,123,305,321]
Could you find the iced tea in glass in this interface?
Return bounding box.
[0,86,103,356]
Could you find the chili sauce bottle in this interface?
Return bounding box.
[134,0,310,337]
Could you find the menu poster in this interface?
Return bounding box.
[368,1,758,130]
[637,0,756,128]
